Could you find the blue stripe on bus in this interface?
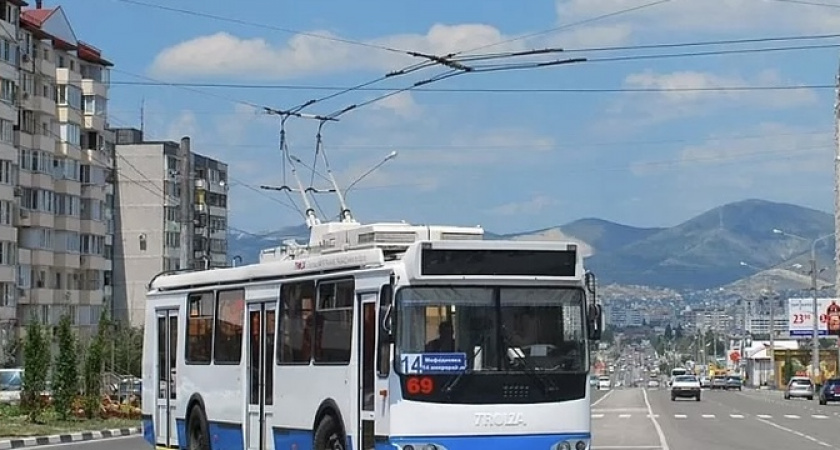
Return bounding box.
[383,432,591,450]
[173,419,245,450]
[142,417,155,447]
[272,428,313,450]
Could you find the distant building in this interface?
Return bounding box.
[111,128,228,326]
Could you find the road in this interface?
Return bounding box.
[23,387,840,450]
[592,386,840,450]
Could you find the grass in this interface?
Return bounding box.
[0,404,141,439]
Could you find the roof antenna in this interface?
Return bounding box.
[314,119,354,223]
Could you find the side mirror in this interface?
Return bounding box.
[588,303,603,341]
[381,278,395,343]
[585,271,597,295]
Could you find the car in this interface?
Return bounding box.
[818,378,840,405]
[784,376,815,400]
[725,375,743,391]
[598,376,611,390]
[699,377,711,389]
[589,375,599,387]
[647,379,660,389]
[710,376,727,390]
[671,375,701,401]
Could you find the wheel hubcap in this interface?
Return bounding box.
[327,432,344,450]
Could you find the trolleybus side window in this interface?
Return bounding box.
[377,283,392,377]
[314,278,354,364]
[213,289,245,364]
[278,281,316,364]
[186,291,214,365]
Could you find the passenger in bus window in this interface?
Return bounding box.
[425,321,455,352]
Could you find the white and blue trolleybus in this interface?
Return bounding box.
[141,220,604,450]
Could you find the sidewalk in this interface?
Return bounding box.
[0,426,141,450]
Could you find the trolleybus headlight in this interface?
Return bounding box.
[575,440,587,450]
[423,445,438,450]
[557,442,572,450]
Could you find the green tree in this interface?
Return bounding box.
[82,310,108,419]
[664,324,673,341]
[21,316,51,423]
[52,314,78,420]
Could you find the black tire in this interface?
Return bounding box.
[671,396,675,401]
[314,415,345,450]
[820,399,827,405]
[187,405,211,450]
[696,394,701,401]
[807,396,814,401]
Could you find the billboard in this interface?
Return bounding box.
[787,298,840,337]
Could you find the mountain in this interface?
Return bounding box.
[227,199,835,291]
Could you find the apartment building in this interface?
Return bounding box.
[111,128,228,327]
[7,3,115,342]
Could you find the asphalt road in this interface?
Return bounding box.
[23,387,840,450]
[592,386,840,450]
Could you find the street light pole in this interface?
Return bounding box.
[773,229,835,386]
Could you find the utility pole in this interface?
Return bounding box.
[768,294,776,388]
[834,55,840,382]
[178,137,193,271]
[811,243,820,386]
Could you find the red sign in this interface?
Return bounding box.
[729,351,741,363]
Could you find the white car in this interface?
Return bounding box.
[670,375,701,401]
[598,376,611,390]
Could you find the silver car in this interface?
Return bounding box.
[784,377,815,400]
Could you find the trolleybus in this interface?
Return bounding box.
[141,220,604,450]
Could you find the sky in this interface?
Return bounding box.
[53,0,840,234]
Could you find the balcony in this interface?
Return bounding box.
[81,79,108,98]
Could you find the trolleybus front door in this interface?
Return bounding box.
[358,294,377,450]
[246,302,276,450]
[154,309,178,448]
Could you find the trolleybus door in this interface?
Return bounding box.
[358,293,377,450]
[154,309,178,448]
[246,302,276,450]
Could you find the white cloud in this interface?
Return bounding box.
[555,0,840,34]
[489,195,560,216]
[629,123,833,177]
[164,110,200,140]
[369,92,422,119]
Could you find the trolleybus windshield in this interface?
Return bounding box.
[393,286,588,404]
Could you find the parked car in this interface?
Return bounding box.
[784,376,815,400]
[671,375,701,401]
[818,378,840,405]
[700,377,711,389]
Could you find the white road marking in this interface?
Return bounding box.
[591,413,605,419]
[812,415,828,419]
[591,390,613,407]
[642,388,671,450]
[619,414,632,418]
[756,417,833,448]
[784,414,800,419]
[701,414,716,419]
[730,414,745,419]
[673,414,687,419]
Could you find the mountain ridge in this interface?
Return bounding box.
[228,198,835,291]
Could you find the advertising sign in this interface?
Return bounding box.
[788,298,840,337]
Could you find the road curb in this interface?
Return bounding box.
[0,427,141,449]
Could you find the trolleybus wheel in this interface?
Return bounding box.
[187,406,211,450]
[314,415,345,450]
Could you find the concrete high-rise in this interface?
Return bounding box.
[4,3,115,349]
[111,128,229,327]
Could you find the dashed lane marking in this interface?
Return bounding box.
[730,414,745,419]
[784,414,800,419]
[701,414,716,419]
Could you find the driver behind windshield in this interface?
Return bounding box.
[425,320,456,352]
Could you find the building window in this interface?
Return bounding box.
[0,159,15,185]
[59,122,81,146]
[56,84,82,110]
[0,119,13,144]
[0,40,15,64]
[0,241,15,265]
[0,78,15,103]
[0,200,10,226]
[165,232,180,249]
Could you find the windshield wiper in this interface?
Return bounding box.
[441,331,488,397]
[500,326,560,394]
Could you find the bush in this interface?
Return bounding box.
[52,315,78,420]
[21,316,51,423]
[82,310,108,419]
